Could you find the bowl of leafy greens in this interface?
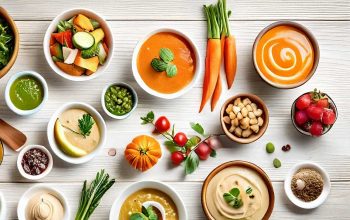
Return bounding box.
[0,7,19,79]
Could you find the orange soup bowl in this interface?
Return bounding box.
[253,21,320,89]
[132,28,201,99]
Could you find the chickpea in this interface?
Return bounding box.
[226,104,233,114]
[241,107,248,117]
[254,109,263,117]
[258,117,264,126]
[248,112,256,119]
[233,118,239,127]
[246,104,253,112]
[234,127,242,137]
[229,125,236,133]
[242,98,252,106]
[223,116,231,124]
[250,118,258,125]
[251,103,258,111]
[242,129,253,138]
[229,112,236,120]
[234,98,242,106]
[240,117,250,129]
[251,124,260,133]
[238,102,245,109]
[237,112,243,120]
[233,106,241,114]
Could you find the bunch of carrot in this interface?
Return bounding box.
[199,0,237,112]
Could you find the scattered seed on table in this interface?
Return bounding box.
[282,144,291,152]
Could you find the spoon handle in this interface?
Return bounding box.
[0,119,27,151]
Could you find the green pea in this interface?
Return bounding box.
[266,142,275,153]
[273,158,281,168]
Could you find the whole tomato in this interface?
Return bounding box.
[171,152,185,165]
[173,132,188,146]
[154,116,170,133]
[195,142,212,160]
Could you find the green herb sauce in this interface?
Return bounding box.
[104,85,134,116]
[10,75,44,110]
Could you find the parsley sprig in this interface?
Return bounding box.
[78,114,95,138]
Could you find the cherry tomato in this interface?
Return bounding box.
[296,93,311,110]
[171,152,185,165]
[195,142,212,160]
[154,116,170,133]
[173,132,188,146]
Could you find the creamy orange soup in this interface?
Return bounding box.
[137,32,196,94]
[255,25,314,85]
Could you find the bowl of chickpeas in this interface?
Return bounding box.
[220,94,269,144]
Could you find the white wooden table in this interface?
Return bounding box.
[1,0,350,219]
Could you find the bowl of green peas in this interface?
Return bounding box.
[101,82,138,119]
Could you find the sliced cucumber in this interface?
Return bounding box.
[72,32,94,50]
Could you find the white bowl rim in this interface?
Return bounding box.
[17,145,53,180]
[17,184,70,220]
[0,192,6,220]
[284,161,331,209]
[109,180,188,219]
[101,82,138,120]
[5,70,49,116]
[47,102,107,164]
[43,8,114,82]
[131,27,201,99]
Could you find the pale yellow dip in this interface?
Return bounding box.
[26,192,64,220]
[206,167,270,220]
[59,109,100,153]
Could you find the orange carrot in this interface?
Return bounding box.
[211,72,222,111]
[224,35,237,89]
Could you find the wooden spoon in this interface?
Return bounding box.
[0,119,27,151]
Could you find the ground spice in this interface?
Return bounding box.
[291,168,323,202]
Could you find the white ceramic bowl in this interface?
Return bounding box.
[47,102,106,164]
[17,145,53,180]
[284,161,331,209]
[17,184,70,220]
[0,192,6,220]
[43,8,114,81]
[5,70,48,116]
[132,28,201,99]
[109,180,187,219]
[101,82,138,119]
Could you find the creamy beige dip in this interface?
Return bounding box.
[206,167,269,220]
[59,109,100,153]
[26,192,64,220]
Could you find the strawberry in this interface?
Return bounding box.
[322,109,336,125]
[294,110,308,126]
[296,93,311,110]
[310,121,323,136]
[306,105,323,121]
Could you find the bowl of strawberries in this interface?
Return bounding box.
[291,89,337,137]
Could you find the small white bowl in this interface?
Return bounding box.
[0,192,6,220]
[284,161,331,209]
[17,184,70,220]
[109,180,187,219]
[101,82,138,120]
[17,145,53,181]
[47,102,106,164]
[132,28,201,99]
[5,71,48,116]
[43,8,114,81]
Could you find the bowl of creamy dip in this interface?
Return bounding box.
[17,184,69,220]
[201,160,275,220]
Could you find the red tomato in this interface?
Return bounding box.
[296,93,311,110]
[195,142,212,160]
[171,152,185,165]
[173,132,188,146]
[154,116,170,133]
[316,98,329,108]
[306,105,323,121]
[322,109,336,125]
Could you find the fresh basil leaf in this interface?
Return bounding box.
[230,188,240,197]
[185,151,199,174]
[141,111,155,124]
[231,199,243,209]
[190,122,205,135]
[210,149,217,158]
[185,136,201,149]
[151,58,168,72]
[141,206,148,216]
[223,192,234,203]
[130,213,148,220]
[166,64,177,77]
[159,48,174,63]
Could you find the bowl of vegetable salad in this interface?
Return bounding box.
[0,7,20,79]
[43,8,113,81]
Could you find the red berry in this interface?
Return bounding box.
[154,116,170,133]
[294,110,308,126]
[322,109,336,125]
[316,98,329,108]
[306,106,323,121]
[310,121,323,136]
[171,152,185,165]
[173,132,188,147]
[296,94,311,110]
[195,142,212,160]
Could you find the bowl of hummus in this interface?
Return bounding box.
[201,161,275,220]
[17,184,69,220]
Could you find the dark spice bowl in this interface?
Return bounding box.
[220,93,269,144]
[0,7,20,79]
[201,161,275,220]
[252,21,320,89]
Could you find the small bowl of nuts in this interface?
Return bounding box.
[220,94,269,144]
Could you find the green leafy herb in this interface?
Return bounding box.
[246,187,253,195]
[230,188,240,197]
[130,213,148,220]
[78,114,95,138]
[75,170,115,220]
[57,19,73,32]
[190,122,205,135]
[81,42,100,58]
[151,58,168,72]
[185,136,201,149]
[185,151,199,174]
[210,149,217,158]
[141,111,155,124]
[130,205,159,220]
[223,187,243,209]
[273,158,282,168]
[0,18,14,70]
[223,192,235,203]
[166,63,177,77]
[159,48,174,63]
[164,140,183,153]
[90,19,100,29]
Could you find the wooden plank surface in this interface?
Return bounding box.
[0,0,350,219]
